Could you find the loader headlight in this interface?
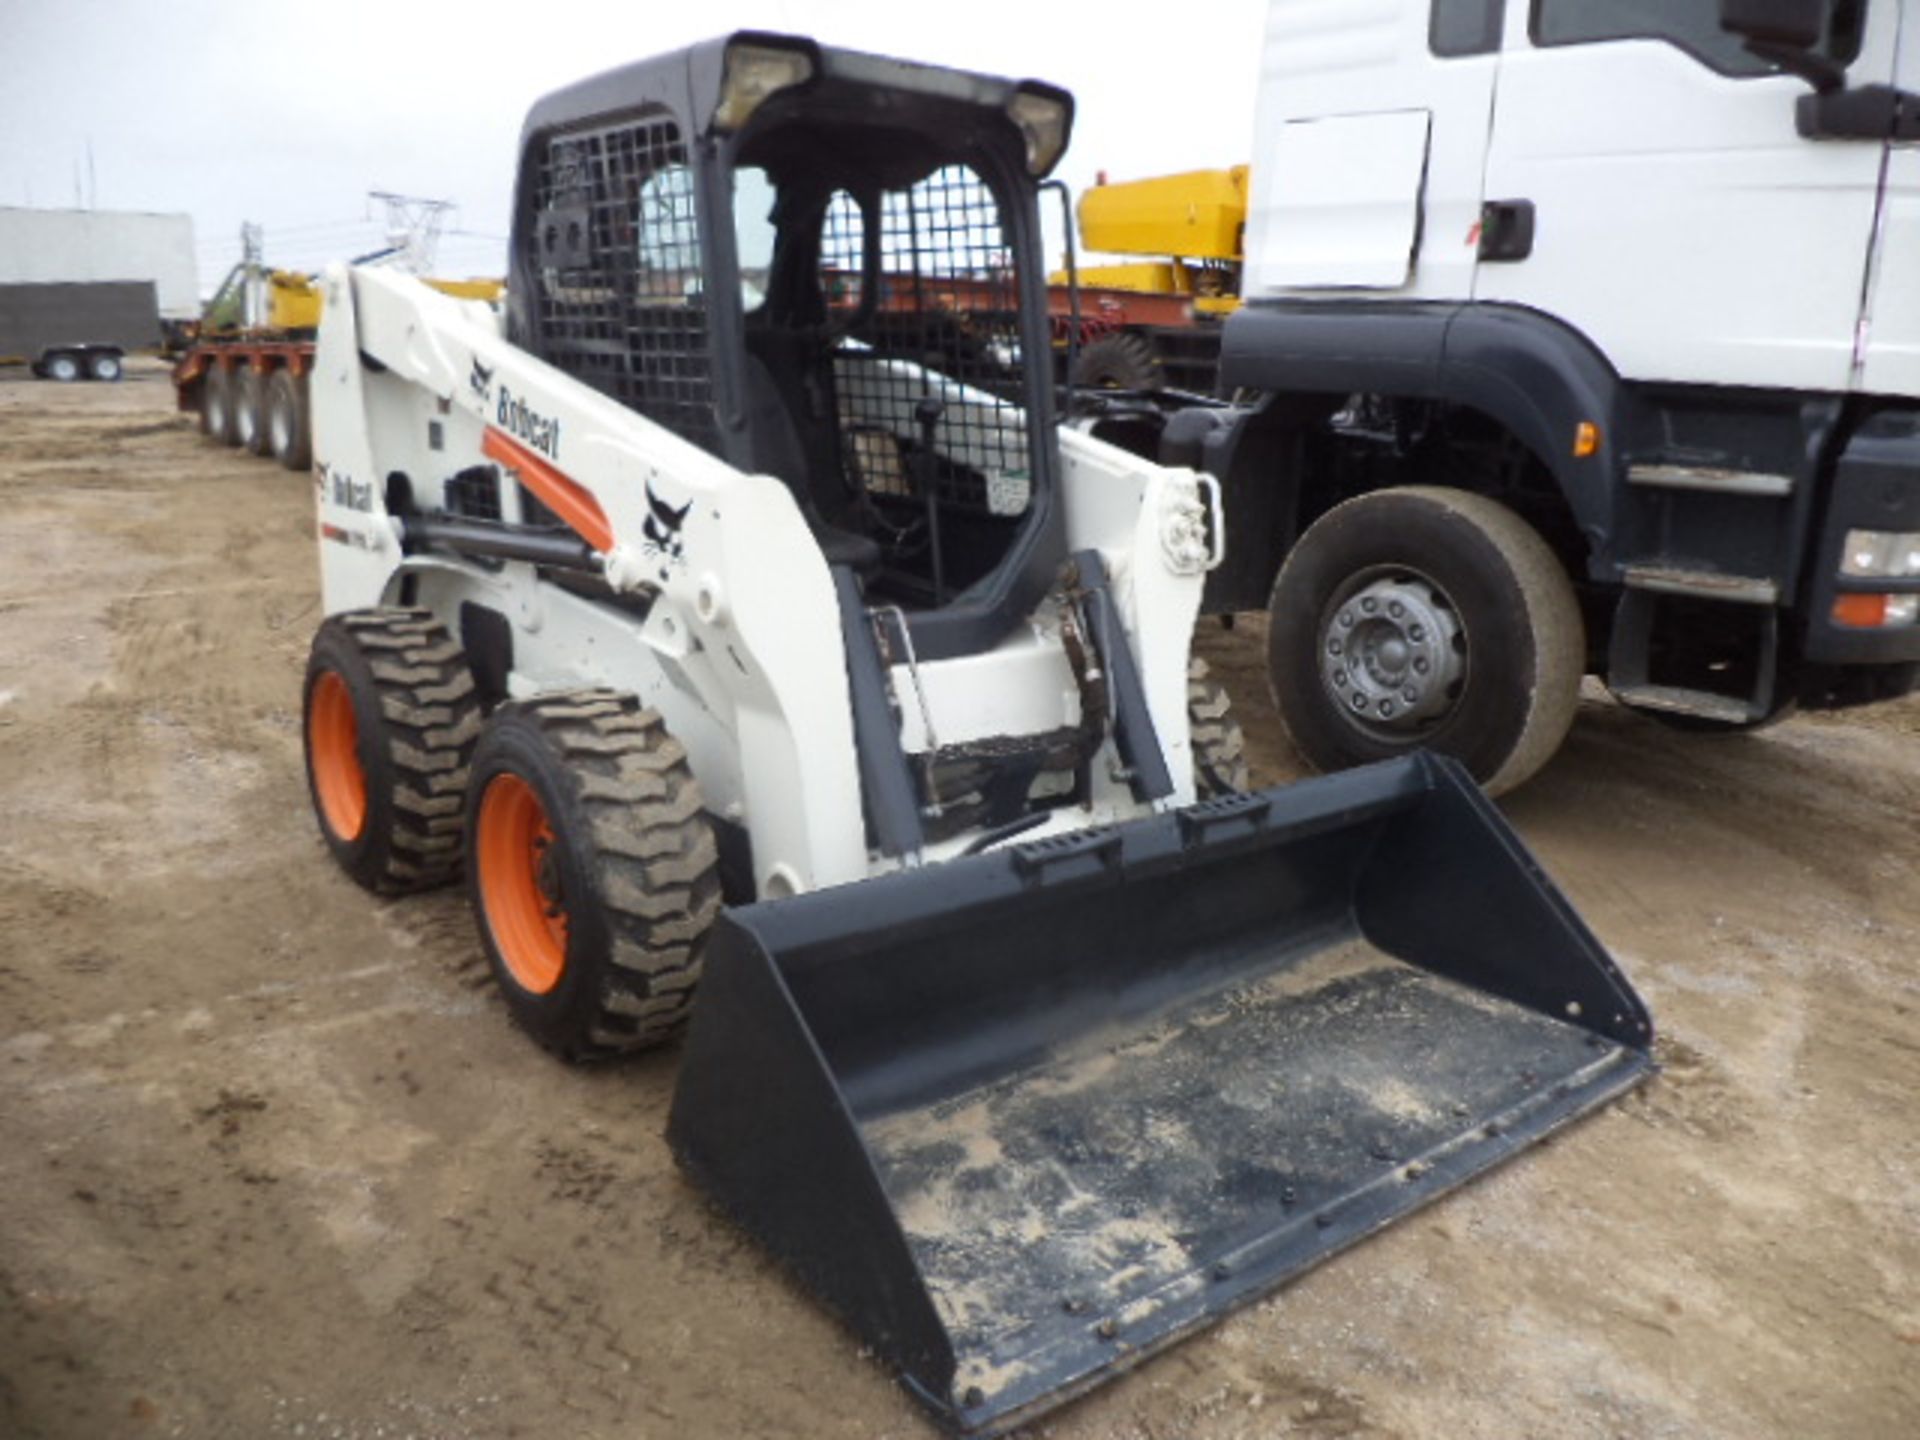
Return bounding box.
[1007,88,1071,176]
[1840,529,1920,579]
[714,41,815,132]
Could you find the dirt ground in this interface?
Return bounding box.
[1,362,1916,1440]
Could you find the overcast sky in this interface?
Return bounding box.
[0,0,1267,294]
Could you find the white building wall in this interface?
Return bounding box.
[0,208,199,319]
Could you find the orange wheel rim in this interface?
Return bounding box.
[477,773,569,994]
[308,670,368,842]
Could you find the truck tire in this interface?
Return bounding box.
[303,609,482,894]
[237,367,271,455]
[87,351,124,382]
[1073,332,1160,391]
[40,352,81,383]
[203,365,242,446]
[467,691,721,1062]
[1266,487,1584,797]
[267,369,313,471]
[1189,657,1249,797]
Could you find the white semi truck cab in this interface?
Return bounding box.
[1167,0,1919,789]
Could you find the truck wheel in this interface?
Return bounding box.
[41,352,81,383]
[303,609,482,894]
[237,368,271,455]
[267,369,313,471]
[203,366,242,446]
[87,351,124,382]
[467,692,721,1062]
[1189,657,1249,797]
[1073,333,1160,391]
[1267,487,1584,797]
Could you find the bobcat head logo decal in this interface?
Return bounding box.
[642,482,693,568]
[469,357,495,403]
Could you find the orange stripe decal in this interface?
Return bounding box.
[481,427,614,554]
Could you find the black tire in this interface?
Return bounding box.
[267,368,313,471]
[1267,486,1585,797]
[87,351,123,382]
[40,352,81,383]
[303,609,482,894]
[466,692,721,1062]
[1189,657,1249,797]
[237,367,271,455]
[1072,332,1160,391]
[203,364,242,446]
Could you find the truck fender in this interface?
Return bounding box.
[1219,302,1628,580]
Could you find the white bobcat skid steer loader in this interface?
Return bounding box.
[301,34,1654,1437]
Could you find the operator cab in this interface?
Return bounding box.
[507,34,1074,661]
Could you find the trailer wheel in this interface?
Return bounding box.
[1188,657,1249,797]
[203,365,242,446]
[267,369,312,471]
[237,368,271,455]
[1267,487,1584,797]
[40,352,81,383]
[303,609,482,894]
[467,692,721,1062]
[1072,332,1160,391]
[87,351,123,382]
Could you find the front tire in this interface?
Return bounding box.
[303,610,482,893]
[41,352,81,383]
[1267,487,1584,797]
[87,351,124,382]
[468,692,721,1062]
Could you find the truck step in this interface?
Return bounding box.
[1626,463,1794,497]
[1611,684,1757,726]
[1623,564,1779,606]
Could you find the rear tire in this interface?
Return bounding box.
[1072,332,1160,391]
[87,351,124,382]
[1189,657,1249,797]
[467,692,721,1062]
[303,610,482,894]
[1267,487,1584,797]
[237,367,270,455]
[267,368,312,471]
[203,364,241,446]
[40,352,81,383]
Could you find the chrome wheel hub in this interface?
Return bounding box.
[1320,571,1465,733]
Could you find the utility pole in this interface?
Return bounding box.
[367,190,456,274]
[241,222,266,327]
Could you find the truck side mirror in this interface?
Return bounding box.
[1720,0,1845,93]
[1719,0,1824,50]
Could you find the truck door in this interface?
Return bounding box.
[1243,0,1507,300]
[1472,0,1900,394]
[1861,4,1917,396]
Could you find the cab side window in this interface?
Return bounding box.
[1431,0,1507,58]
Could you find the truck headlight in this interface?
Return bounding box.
[714,41,815,132]
[1840,529,1920,579]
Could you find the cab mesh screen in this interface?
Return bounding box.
[529,116,719,456]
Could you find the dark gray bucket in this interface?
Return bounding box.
[668,753,1654,1435]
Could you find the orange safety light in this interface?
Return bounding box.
[1573,422,1601,459]
[1832,593,1891,628]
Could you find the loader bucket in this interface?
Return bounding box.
[668,753,1654,1436]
